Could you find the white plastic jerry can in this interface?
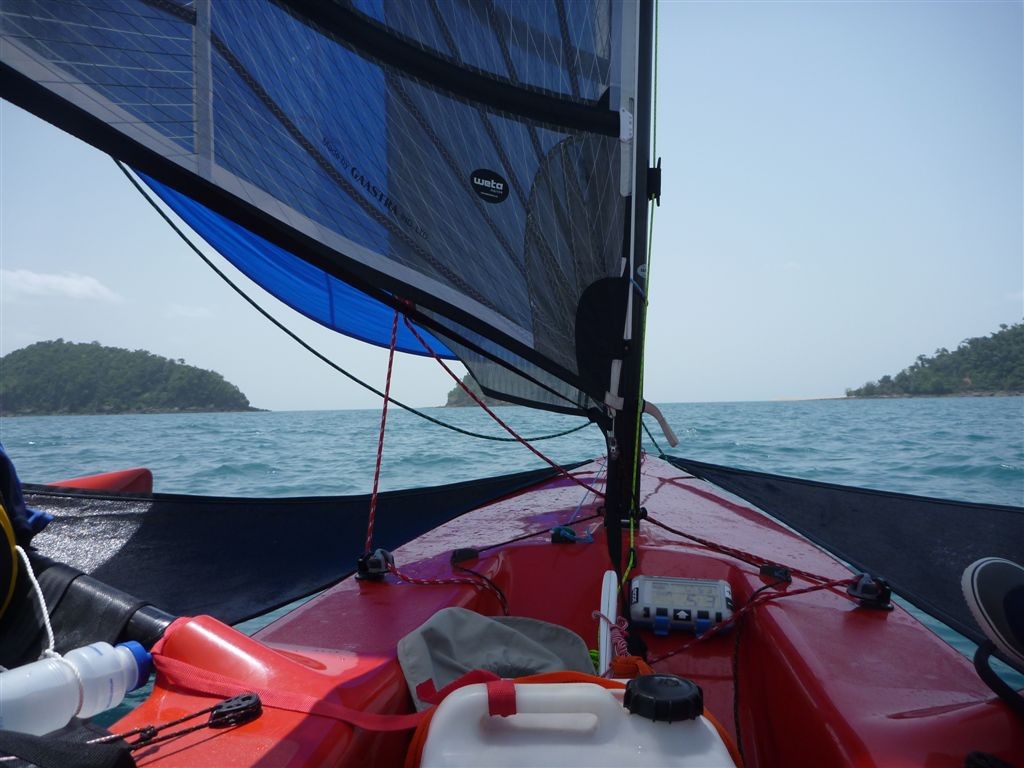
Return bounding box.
[420,674,737,768]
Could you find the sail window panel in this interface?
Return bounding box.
[1,0,195,150]
[347,0,612,104]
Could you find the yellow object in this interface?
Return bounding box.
[0,502,17,619]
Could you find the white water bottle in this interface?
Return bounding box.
[0,641,152,735]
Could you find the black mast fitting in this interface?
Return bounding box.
[603,0,656,580]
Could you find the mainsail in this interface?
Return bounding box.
[1,0,646,416]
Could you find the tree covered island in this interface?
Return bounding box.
[444,372,508,407]
[846,322,1023,397]
[0,340,261,415]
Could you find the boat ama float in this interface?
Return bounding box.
[1,1,1022,766]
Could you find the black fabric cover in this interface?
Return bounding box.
[21,465,579,626]
[0,720,134,768]
[664,456,1024,648]
[0,555,173,668]
[0,561,77,668]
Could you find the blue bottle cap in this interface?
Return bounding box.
[118,640,153,690]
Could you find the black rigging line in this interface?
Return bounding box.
[477,512,602,553]
[642,418,664,456]
[116,161,593,444]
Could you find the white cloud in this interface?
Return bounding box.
[1,269,122,302]
[166,303,214,319]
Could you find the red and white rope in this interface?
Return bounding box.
[387,563,507,612]
[364,310,399,554]
[593,610,630,658]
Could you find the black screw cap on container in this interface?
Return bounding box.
[623,674,703,723]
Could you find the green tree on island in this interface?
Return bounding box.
[0,340,260,415]
[444,372,508,407]
[846,322,1024,397]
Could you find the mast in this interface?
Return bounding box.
[604,0,655,576]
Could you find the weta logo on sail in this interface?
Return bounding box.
[470,169,509,204]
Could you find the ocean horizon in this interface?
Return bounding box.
[2,396,1020,507]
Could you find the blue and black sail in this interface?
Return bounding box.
[1,0,648,416]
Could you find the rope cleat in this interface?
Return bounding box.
[356,548,395,580]
[847,573,893,610]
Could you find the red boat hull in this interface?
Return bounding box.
[117,458,1023,766]
[48,468,153,494]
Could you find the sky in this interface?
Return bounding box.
[1,1,1021,412]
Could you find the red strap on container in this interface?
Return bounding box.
[417,671,518,717]
[486,680,517,717]
[415,669,500,705]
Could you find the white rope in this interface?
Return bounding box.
[15,545,58,659]
[8,547,87,722]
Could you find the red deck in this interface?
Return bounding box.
[119,457,1023,766]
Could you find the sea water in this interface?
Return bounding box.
[2,397,1021,506]
[1,396,1022,702]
